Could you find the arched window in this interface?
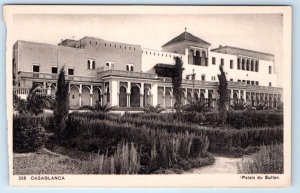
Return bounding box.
[251,60,254,71]
[126,65,129,71]
[194,51,201,65]
[246,60,250,71]
[106,63,109,67]
[92,61,96,69]
[130,66,134,71]
[87,60,91,69]
[255,61,259,72]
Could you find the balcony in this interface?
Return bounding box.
[18,71,98,82]
[97,69,158,79]
[157,77,217,86]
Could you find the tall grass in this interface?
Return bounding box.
[82,141,140,174]
[237,144,283,174]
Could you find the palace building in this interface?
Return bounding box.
[13,30,282,109]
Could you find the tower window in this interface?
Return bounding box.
[269,66,272,74]
[221,58,224,66]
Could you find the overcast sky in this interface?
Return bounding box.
[12,13,283,85]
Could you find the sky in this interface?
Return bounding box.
[12,13,284,85]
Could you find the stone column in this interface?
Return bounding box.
[127,94,131,107]
[46,82,52,96]
[140,83,144,107]
[79,84,82,107]
[152,83,158,106]
[90,85,93,106]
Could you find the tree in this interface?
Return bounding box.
[79,102,117,113]
[13,86,52,115]
[53,67,69,135]
[172,57,184,113]
[217,64,229,125]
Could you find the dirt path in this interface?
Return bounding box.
[186,156,245,174]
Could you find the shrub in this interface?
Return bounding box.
[13,115,52,153]
[238,144,283,174]
[143,104,164,113]
[205,110,283,128]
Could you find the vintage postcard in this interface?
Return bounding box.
[4,5,291,187]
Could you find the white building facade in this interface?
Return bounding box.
[13,30,282,110]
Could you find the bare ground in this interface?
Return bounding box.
[185,156,247,174]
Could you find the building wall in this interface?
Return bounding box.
[161,40,210,55]
[141,48,183,73]
[14,39,142,79]
[209,52,278,87]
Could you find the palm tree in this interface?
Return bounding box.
[13,85,53,115]
[143,104,164,113]
[79,101,117,113]
[183,97,213,113]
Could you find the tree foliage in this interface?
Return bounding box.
[13,86,52,115]
[143,104,164,113]
[217,64,229,125]
[172,57,184,113]
[79,102,117,113]
[183,94,213,113]
[53,67,69,135]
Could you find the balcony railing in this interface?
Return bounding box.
[97,69,158,79]
[157,77,218,86]
[18,71,98,82]
[13,87,47,96]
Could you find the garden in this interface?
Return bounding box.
[13,59,284,175]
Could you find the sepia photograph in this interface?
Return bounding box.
[4,5,291,187]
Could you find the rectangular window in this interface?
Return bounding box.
[212,57,216,65]
[32,64,40,72]
[251,81,255,85]
[68,68,74,75]
[221,58,224,66]
[230,78,233,81]
[269,82,272,87]
[230,60,234,69]
[51,66,58,74]
[237,79,241,82]
[242,80,246,83]
[201,74,206,81]
[247,80,250,85]
[256,81,259,85]
[269,66,272,74]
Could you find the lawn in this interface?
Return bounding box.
[13,148,82,175]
